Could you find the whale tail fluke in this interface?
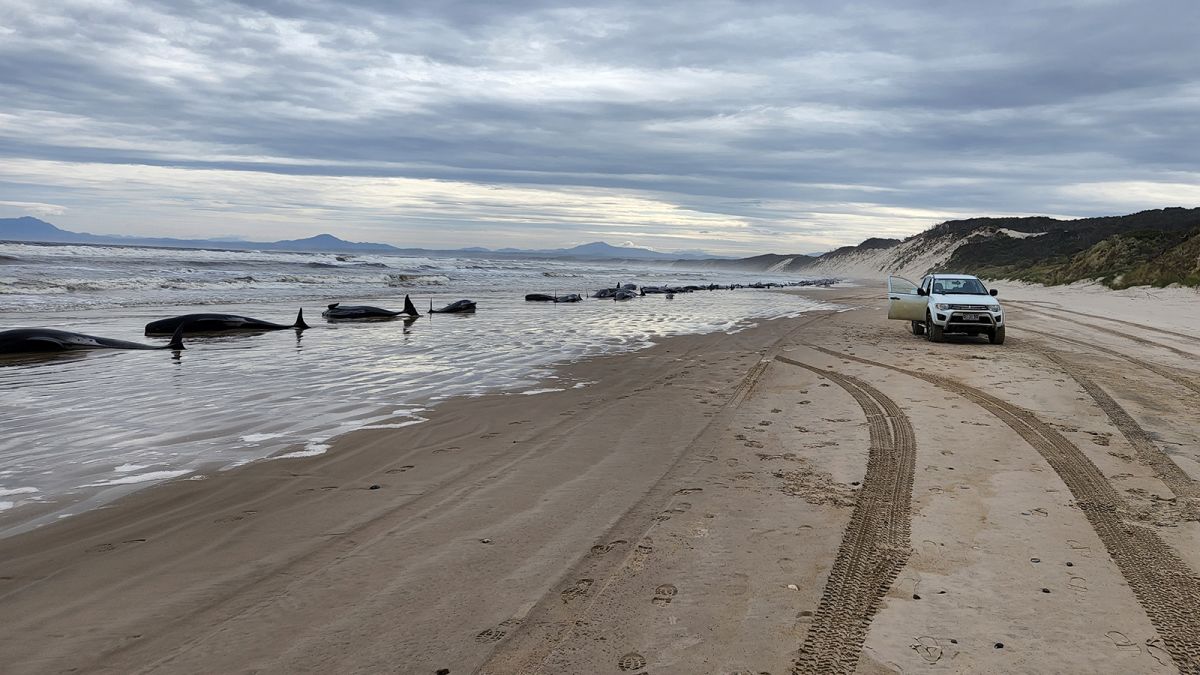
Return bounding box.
[403,294,420,316]
[167,323,186,351]
[294,308,310,330]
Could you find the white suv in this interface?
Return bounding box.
[887,274,1005,344]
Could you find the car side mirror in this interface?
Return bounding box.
[989,289,998,297]
[917,288,927,296]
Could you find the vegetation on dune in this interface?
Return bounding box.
[934,208,1200,288]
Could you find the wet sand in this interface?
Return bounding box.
[1,284,1199,674]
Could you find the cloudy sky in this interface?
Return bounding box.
[1,0,1197,254]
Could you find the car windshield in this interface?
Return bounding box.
[932,278,987,295]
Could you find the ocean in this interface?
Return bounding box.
[0,241,836,535]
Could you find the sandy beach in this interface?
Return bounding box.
[2,282,1199,674]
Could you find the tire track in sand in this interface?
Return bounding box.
[1013,304,1200,360]
[773,356,916,675]
[1017,325,1200,398]
[1035,347,1200,500]
[808,346,1200,673]
[1008,301,1200,344]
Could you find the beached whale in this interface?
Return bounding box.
[613,289,638,301]
[1,325,185,354]
[526,293,583,303]
[145,308,309,335]
[323,295,420,320]
[430,299,476,313]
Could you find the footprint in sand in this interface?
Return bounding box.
[433,446,462,454]
[474,619,520,643]
[1068,576,1088,593]
[590,539,628,556]
[771,408,783,413]
[674,488,703,496]
[651,583,678,606]
[1105,631,1140,653]
[560,578,594,603]
[386,465,416,473]
[295,485,338,495]
[1067,540,1093,557]
[480,432,499,439]
[912,636,943,664]
[617,652,647,671]
[87,538,146,553]
[1145,638,1171,666]
[213,510,257,524]
[758,420,772,426]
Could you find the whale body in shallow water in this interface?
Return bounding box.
[526,293,582,303]
[323,295,420,320]
[430,299,476,313]
[0,325,185,354]
[145,309,309,335]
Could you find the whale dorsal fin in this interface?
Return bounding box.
[403,294,419,316]
[328,303,340,309]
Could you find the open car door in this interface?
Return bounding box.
[887,276,926,321]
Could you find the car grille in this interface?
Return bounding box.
[950,304,989,310]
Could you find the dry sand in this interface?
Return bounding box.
[1,282,1199,674]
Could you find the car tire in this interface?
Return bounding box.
[989,326,1006,344]
[926,314,944,343]
[911,320,926,335]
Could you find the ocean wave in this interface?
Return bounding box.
[384,273,450,286]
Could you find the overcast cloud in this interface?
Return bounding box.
[0,0,1197,254]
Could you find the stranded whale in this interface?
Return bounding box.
[430,299,476,314]
[145,308,309,335]
[525,293,583,303]
[323,295,420,320]
[0,324,185,354]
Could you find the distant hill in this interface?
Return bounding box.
[674,208,1200,288]
[0,217,725,261]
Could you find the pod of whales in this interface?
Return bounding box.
[0,324,185,354]
[323,295,420,321]
[145,308,309,335]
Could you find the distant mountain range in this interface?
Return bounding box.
[7,209,1199,287]
[0,217,727,261]
[679,207,1200,289]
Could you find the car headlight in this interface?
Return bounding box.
[992,307,1003,313]
[935,303,950,310]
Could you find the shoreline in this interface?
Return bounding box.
[3,283,1198,674]
[0,288,831,536]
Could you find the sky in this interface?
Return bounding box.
[0,0,1198,255]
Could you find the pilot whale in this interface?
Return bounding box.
[0,324,185,354]
[430,299,476,314]
[145,308,309,335]
[323,295,420,320]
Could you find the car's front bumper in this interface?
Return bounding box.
[933,310,1003,331]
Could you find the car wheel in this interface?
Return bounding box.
[926,314,944,343]
[989,326,1005,344]
[911,320,926,335]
